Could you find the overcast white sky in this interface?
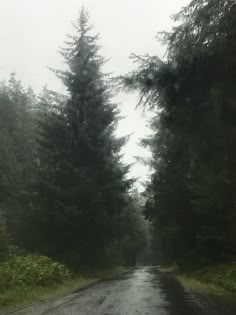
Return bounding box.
[0,0,189,190]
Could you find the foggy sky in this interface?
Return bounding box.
[0,0,189,190]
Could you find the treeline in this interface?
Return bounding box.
[0,10,147,269]
[124,0,236,265]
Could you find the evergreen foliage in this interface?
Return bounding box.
[123,0,236,264]
[0,9,146,269]
[32,9,142,267]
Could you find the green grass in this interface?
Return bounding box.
[176,275,228,295]
[0,276,98,312]
[191,262,236,292]
[161,262,236,296]
[0,258,128,313]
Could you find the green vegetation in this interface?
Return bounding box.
[0,0,235,309]
[0,8,147,310]
[161,262,236,295]
[187,263,236,293]
[0,252,128,311]
[0,276,97,311]
[32,9,135,267]
[0,254,71,290]
[122,0,236,266]
[0,7,146,269]
[176,276,227,296]
[0,253,72,309]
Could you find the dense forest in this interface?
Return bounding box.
[0,1,236,307]
[0,9,147,273]
[124,0,236,265]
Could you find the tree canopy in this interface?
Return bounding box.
[123,0,236,264]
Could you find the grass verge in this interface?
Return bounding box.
[161,262,236,296]
[175,275,228,296]
[0,266,128,314]
[0,276,97,313]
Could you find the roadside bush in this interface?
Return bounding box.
[0,254,71,292]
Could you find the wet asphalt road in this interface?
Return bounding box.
[13,267,209,315]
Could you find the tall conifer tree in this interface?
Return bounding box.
[37,9,131,265]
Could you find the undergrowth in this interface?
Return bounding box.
[0,253,127,312]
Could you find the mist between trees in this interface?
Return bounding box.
[0,0,236,284]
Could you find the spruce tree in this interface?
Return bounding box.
[37,9,131,266]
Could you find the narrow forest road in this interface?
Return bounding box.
[11,267,226,315]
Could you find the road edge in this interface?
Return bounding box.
[2,269,132,315]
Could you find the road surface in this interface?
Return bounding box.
[11,267,223,315]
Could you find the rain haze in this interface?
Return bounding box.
[1,1,235,313]
[0,0,189,190]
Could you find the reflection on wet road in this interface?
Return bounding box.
[14,267,207,315]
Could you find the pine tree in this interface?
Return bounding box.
[37,9,131,266]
